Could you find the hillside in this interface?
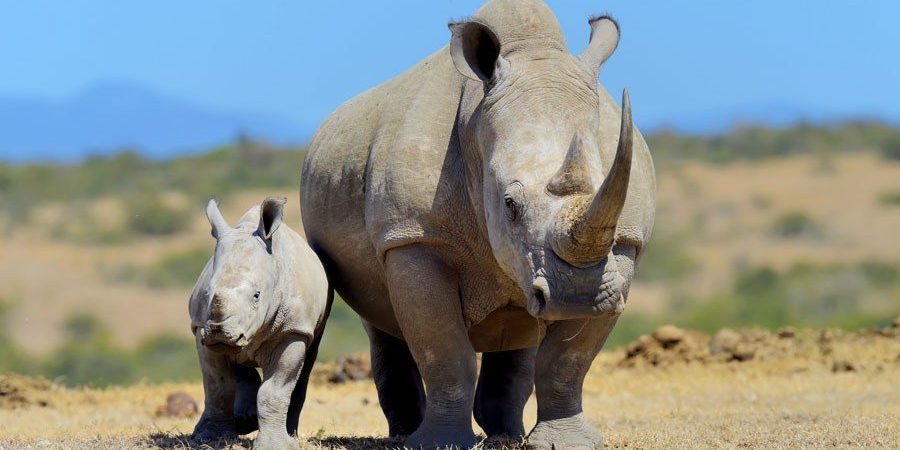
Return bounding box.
[0,82,310,162]
[0,123,899,386]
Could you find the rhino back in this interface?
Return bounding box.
[302,47,473,261]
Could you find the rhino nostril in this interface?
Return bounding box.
[533,286,547,308]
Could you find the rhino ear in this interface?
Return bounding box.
[206,199,229,239]
[258,197,286,243]
[449,20,507,84]
[578,15,620,79]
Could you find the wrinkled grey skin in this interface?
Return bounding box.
[301,1,655,448]
[189,198,331,450]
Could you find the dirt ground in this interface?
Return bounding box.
[1,325,898,449]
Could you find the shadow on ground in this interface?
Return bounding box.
[145,433,524,449]
[309,436,524,450]
[146,432,253,450]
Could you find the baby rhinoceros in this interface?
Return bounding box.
[189,197,330,450]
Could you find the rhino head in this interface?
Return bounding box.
[199,197,287,354]
[450,1,636,320]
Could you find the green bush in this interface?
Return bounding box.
[857,261,900,286]
[42,314,135,386]
[0,143,306,225]
[126,196,189,236]
[317,296,369,360]
[770,210,821,238]
[145,247,210,289]
[106,247,210,289]
[675,262,900,332]
[878,191,900,206]
[881,136,900,161]
[135,334,199,382]
[39,313,199,387]
[635,234,698,283]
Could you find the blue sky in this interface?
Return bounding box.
[2,1,899,131]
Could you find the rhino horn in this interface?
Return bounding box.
[554,89,633,267]
[578,15,620,79]
[206,199,230,239]
[547,131,595,197]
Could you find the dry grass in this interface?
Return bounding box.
[658,153,900,295]
[1,326,898,449]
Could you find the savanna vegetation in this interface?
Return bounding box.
[1,121,899,387]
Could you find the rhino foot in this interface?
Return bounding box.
[192,415,238,442]
[526,413,603,450]
[253,431,299,450]
[404,425,479,449]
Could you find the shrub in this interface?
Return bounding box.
[881,136,900,161]
[675,262,900,332]
[43,314,135,386]
[64,313,106,341]
[770,211,821,238]
[49,207,128,245]
[135,335,199,382]
[878,191,900,207]
[857,261,900,286]
[317,296,369,360]
[635,234,698,283]
[145,247,210,289]
[40,313,200,386]
[125,195,189,236]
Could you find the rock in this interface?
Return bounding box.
[892,316,900,329]
[327,354,372,384]
[777,327,796,338]
[625,335,653,358]
[652,325,686,346]
[832,360,855,373]
[709,328,741,356]
[619,327,711,367]
[731,342,756,361]
[618,324,900,370]
[156,392,198,418]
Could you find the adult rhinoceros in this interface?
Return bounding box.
[301,0,655,448]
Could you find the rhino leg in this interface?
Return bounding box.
[192,334,238,442]
[232,365,261,435]
[474,348,536,440]
[527,317,618,450]
[364,321,426,437]
[253,335,307,450]
[285,331,323,436]
[385,246,479,449]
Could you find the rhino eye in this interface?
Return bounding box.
[504,195,518,221]
[253,291,261,303]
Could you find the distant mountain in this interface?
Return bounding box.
[1,83,894,163]
[0,82,312,163]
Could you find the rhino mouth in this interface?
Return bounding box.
[528,273,622,321]
[200,327,248,354]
